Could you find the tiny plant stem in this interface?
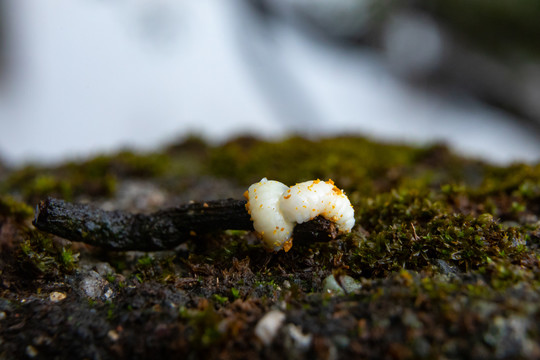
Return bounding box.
[33,198,337,251]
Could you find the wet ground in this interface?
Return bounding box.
[1,136,539,359]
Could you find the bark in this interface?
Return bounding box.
[33,198,337,251]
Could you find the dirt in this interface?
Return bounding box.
[1,136,539,359]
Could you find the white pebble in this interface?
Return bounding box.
[49,291,67,302]
[79,271,108,300]
[26,345,38,358]
[108,329,120,341]
[286,324,313,350]
[254,310,286,346]
[322,274,345,296]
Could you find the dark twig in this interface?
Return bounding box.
[33,198,337,251]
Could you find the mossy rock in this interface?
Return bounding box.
[0,136,539,359]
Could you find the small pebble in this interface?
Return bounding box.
[286,324,312,350]
[26,345,38,358]
[322,275,345,296]
[49,292,67,302]
[79,271,108,300]
[339,275,362,294]
[94,262,115,277]
[33,335,52,346]
[254,310,286,346]
[103,288,114,300]
[108,329,120,341]
[332,334,350,349]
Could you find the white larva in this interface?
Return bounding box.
[245,178,295,252]
[245,178,355,252]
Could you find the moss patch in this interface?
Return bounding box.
[0,136,539,359]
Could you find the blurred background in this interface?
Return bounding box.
[0,0,539,166]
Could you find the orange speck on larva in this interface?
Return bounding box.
[283,238,293,252]
[284,194,291,199]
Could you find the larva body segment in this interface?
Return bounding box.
[279,180,336,224]
[280,180,355,234]
[245,178,295,252]
[329,195,355,233]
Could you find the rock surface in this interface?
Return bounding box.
[0,136,539,359]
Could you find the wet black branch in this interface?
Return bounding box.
[32,198,337,251]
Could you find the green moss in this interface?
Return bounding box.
[17,229,79,277]
[137,255,153,267]
[344,187,537,279]
[230,287,240,299]
[212,294,228,305]
[106,301,116,321]
[0,195,33,221]
[59,247,78,273]
[0,150,173,203]
[185,306,224,348]
[208,137,426,192]
[7,135,536,290]
[132,254,179,283]
[2,135,540,359]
